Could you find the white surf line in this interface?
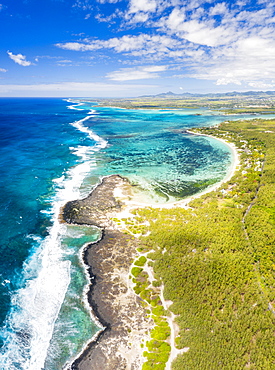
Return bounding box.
[65,99,86,110]
[23,113,106,370]
[1,158,93,370]
[70,114,107,150]
[62,118,109,369]
[0,105,108,370]
[26,144,101,370]
[64,239,106,370]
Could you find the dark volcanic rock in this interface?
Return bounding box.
[62,175,153,370]
[63,175,127,227]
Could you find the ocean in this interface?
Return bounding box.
[0,98,268,369]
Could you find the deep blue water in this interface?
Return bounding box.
[0,98,267,369]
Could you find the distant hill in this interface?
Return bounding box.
[95,90,275,110]
[140,91,275,99]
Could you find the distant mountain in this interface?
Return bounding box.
[139,91,275,99]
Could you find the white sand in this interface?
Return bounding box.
[115,132,240,212]
[112,132,241,369]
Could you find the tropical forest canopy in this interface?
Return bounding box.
[133,118,275,369]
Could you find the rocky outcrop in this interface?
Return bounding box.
[63,175,127,228]
[63,175,153,370]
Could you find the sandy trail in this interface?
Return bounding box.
[112,132,240,369]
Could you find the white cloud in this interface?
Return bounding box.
[58,59,73,63]
[56,34,180,60]
[163,7,238,47]
[143,65,167,72]
[209,2,228,16]
[7,51,33,66]
[123,0,177,24]
[128,0,157,14]
[0,82,159,97]
[248,81,275,89]
[128,12,150,23]
[105,35,148,52]
[186,34,275,86]
[95,9,120,23]
[178,20,234,47]
[55,42,100,51]
[216,78,242,86]
[72,0,93,10]
[0,68,7,72]
[166,7,186,31]
[56,59,75,66]
[96,0,122,3]
[56,1,275,89]
[106,65,167,80]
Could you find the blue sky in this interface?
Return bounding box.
[0,0,274,97]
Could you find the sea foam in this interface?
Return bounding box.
[0,112,107,370]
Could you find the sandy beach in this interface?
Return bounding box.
[114,131,240,212]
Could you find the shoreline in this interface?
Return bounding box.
[62,130,241,369]
[114,129,240,211]
[63,175,154,370]
[64,236,106,370]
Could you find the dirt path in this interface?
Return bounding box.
[159,286,189,370]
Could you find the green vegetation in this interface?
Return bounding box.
[90,91,275,111]
[221,108,275,114]
[135,118,275,369]
[131,266,143,277]
[142,311,171,370]
[134,256,147,266]
[130,255,171,369]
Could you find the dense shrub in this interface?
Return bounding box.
[137,119,275,369]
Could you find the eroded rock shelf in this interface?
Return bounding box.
[63,175,153,370]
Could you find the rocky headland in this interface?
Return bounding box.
[62,175,153,370]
